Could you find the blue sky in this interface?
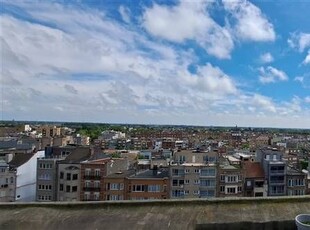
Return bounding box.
[1,0,310,128]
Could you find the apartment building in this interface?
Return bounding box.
[256,148,287,196]
[0,160,16,202]
[56,147,92,201]
[170,150,218,199]
[36,158,59,201]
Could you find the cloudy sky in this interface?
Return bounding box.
[1,0,310,128]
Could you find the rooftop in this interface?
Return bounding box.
[243,162,265,178]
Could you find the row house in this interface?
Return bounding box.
[217,160,243,197]
[243,161,267,197]
[80,157,128,201]
[104,167,169,201]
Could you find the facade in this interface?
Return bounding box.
[256,148,287,196]
[217,162,243,198]
[243,162,267,197]
[127,167,169,200]
[0,160,16,202]
[170,150,218,199]
[286,167,307,196]
[36,158,59,201]
[80,159,108,201]
[57,162,81,201]
[104,171,130,201]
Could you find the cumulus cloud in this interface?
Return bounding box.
[259,52,273,63]
[142,1,234,59]
[288,32,310,52]
[302,50,310,65]
[258,66,288,84]
[223,0,275,42]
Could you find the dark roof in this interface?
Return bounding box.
[243,162,265,178]
[287,167,305,176]
[63,147,91,163]
[9,154,33,168]
[106,170,136,178]
[0,140,33,150]
[88,152,110,161]
[130,168,169,179]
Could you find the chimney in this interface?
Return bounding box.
[153,165,158,176]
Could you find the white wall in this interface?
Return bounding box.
[15,150,45,202]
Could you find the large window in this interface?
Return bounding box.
[200,179,215,187]
[200,168,216,176]
[132,185,146,192]
[148,185,161,192]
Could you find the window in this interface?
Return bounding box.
[220,186,225,193]
[193,190,199,195]
[85,181,90,188]
[85,169,91,176]
[238,186,242,192]
[194,169,200,173]
[185,169,190,173]
[238,175,242,181]
[59,184,63,191]
[72,174,78,180]
[110,183,119,190]
[72,186,77,192]
[60,172,64,179]
[119,183,124,190]
[201,168,216,176]
[246,181,252,187]
[84,193,90,201]
[66,173,71,180]
[10,177,14,184]
[226,187,236,194]
[132,185,146,192]
[1,168,5,173]
[184,190,189,195]
[194,180,200,185]
[66,185,70,193]
[200,179,215,187]
[38,184,42,190]
[185,180,190,184]
[172,180,178,186]
[94,181,100,188]
[94,192,100,200]
[148,185,160,192]
[95,169,100,176]
[226,175,237,183]
[220,175,225,182]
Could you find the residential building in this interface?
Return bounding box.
[0,160,16,202]
[217,158,243,197]
[127,167,169,200]
[286,167,307,196]
[243,161,267,197]
[256,148,287,196]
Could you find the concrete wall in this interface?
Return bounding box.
[0,196,309,230]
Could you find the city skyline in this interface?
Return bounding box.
[1,0,310,128]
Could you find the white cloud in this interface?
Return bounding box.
[252,94,276,113]
[288,32,310,52]
[259,52,273,63]
[259,66,288,84]
[142,1,234,59]
[302,50,310,65]
[223,0,275,42]
[305,96,310,103]
[119,5,131,24]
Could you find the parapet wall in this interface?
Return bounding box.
[1,196,310,230]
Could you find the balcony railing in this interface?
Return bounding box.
[83,175,101,180]
[83,187,101,192]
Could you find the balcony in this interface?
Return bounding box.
[83,175,101,180]
[83,187,101,192]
